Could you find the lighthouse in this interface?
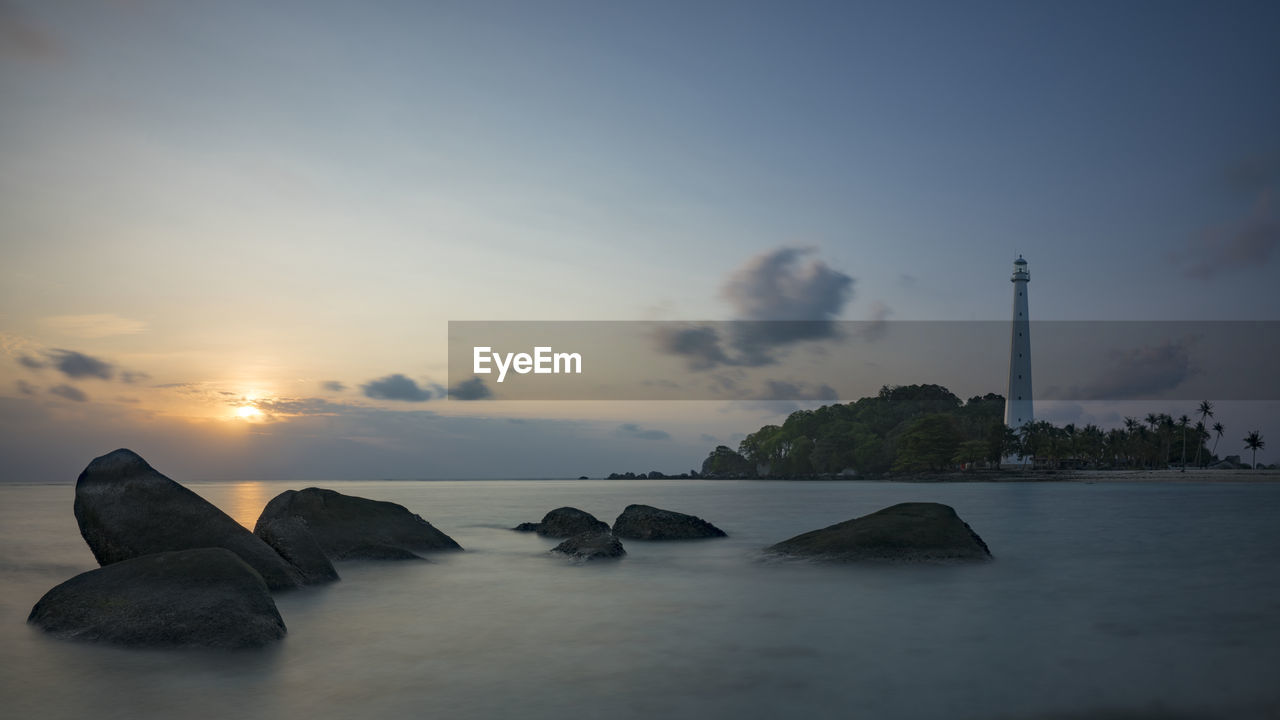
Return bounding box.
[1005,255,1033,428]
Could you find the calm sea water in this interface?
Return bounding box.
[2,480,1279,720]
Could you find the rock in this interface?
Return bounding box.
[514,507,610,538]
[254,487,461,561]
[578,476,589,480]
[767,502,992,562]
[550,532,626,560]
[73,449,305,590]
[612,504,727,540]
[255,517,339,584]
[28,548,286,649]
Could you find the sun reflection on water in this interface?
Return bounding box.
[228,481,268,530]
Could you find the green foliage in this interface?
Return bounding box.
[705,388,1239,477]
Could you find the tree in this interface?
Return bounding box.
[1243,431,1265,469]
[893,414,961,472]
[1177,414,1191,471]
[1194,401,1214,467]
[1211,422,1225,459]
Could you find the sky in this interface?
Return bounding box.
[1,0,1278,481]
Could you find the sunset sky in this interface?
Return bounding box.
[2,0,1277,480]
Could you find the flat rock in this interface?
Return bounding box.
[28,548,286,649]
[255,488,461,561]
[73,449,304,590]
[514,507,610,538]
[767,502,992,562]
[612,504,727,540]
[255,517,339,584]
[550,532,626,560]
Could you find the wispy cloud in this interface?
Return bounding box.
[42,314,148,338]
[0,1,59,61]
[49,384,88,402]
[321,380,346,392]
[1069,339,1198,400]
[617,423,670,440]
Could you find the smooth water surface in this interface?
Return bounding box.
[3,480,1279,719]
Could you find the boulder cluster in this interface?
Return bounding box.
[29,449,461,649]
[30,448,995,650]
[511,504,728,560]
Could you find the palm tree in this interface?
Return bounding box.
[1177,415,1191,471]
[1243,431,1265,469]
[1211,422,1225,459]
[1194,401,1214,467]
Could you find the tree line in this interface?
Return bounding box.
[701,385,1268,477]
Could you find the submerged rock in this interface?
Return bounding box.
[513,507,610,538]
[612,504,727,540]
[550,532,626,560]
[766,502,992,562]
[28,548,286,649]
[255,517,340,584]
[73,449,304,590]
[254,488,461,561]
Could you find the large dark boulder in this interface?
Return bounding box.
[255,517,339,584]
[73,449,305,590]
[767,502,992,562]
[28,548,286,649]
[612,504,727,540]
[550,532,626,560]
[513,507,609,538]
[254,488,461,561]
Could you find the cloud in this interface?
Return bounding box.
[755,380,838,402]
[1179,189,1278,279]
[250,397,350,417]
[42,314,148,338]
[617,423,671,441]
[15,379,37,395]
[47,349,114,380]
[1226,151,1280,197]
[654,325,732,371]
[321,380,346,392]
[17,355,45,370]
[361,374,434,402]
[0,1,59,60]
[1072,340,1198,400]
[857,301,893,341]
[120,370,150,384]
[699,433,718,444]
[49,384,88,402]
[658,247,854,370]
[448,377,492,400]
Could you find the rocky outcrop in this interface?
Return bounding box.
[766,502,992,562]
[28,548,287,648]
[612,504,727,540]
[550,532,626,560]
[254,488,461,561]
[513,507,609,538]
[73,449,305,590]
[255,517,340,584]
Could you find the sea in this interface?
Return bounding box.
[2,479,1279,720]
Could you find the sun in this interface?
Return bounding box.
[235,405,262,420]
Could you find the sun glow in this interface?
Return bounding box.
[235,405,262,420]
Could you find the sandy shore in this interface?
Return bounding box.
[901,468,1280,483]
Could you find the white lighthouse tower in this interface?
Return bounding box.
[1005,255,1033,428]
